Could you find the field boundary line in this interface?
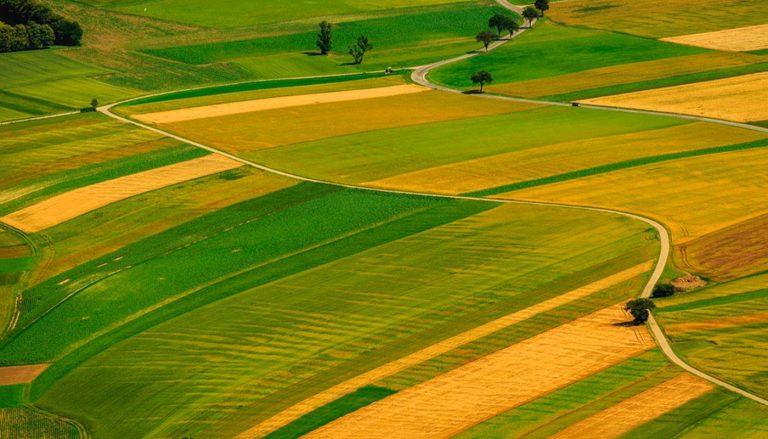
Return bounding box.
[0,111,79,127]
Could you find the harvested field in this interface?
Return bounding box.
[662,24,768,52]
[679,213,768,280]
[509,147,768,245]
[579,72,768,122]
[134,85,427,124]
[306,306,653,438]
[0,154,242,232]
[0,364,49,385]
[550,374,713,438]
[365,123,764,195]
[240,262,652,438]
[665,312,768,334]
[488,52,766,98]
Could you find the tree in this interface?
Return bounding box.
[625,298,656,324]
[534,0,550,17]
[488,14,507,36]
[651,283,675,298]
[316,20,332,55]
[475,30,495,52]
[471,70,493,92]
[26,21,53,49]
[522,6,539,27]
[50,17,82,46]
[348,35,372,64]
[90,97,98,110]
[502,16,520,38]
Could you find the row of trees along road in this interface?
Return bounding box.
[315,21,372,65]
[0,0,83,52]
[471,0,550,92]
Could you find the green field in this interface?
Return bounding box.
[2,0,768,436]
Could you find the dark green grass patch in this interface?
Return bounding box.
[467,138,768,197]
[266,386,396,439]
[0,385,25,408]
[430,21,705,89]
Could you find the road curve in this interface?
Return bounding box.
[94,3,767,432]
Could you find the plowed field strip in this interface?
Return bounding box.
[0,363,49,385]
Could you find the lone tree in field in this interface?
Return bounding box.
[316,21,333,55]
[471,70,493,92]
[652,283,676,298]
[476,30,496,52]
[535,0,550,17]
[90,98,98,110]
[626,298,656,324]
[523,6,539,27]
[348,35,372,64]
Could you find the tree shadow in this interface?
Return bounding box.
[463,90,483,95]
[613,321,641,327]
[302,51,324,56]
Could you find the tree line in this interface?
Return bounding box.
[0,0,83,53]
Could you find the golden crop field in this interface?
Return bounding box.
[366,122,766,195]
[157,91,539,153]
[662,24,768,52]
[580,72,768,122]
[489,52,767,98]
[506,147,768,250]
[1,154,242,232]
[135,84,428,124]
[305,306,653,438]
[549,0,768,38]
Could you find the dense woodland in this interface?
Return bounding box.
[0,0,82,52]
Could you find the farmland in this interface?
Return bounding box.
[2,0,768,436]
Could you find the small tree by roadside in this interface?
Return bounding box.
[475,30,496,52]
[534,0,550,17]
[316,21,333,55]
[348,35,372,64]
[626,298,656,324]
[471,70,493,92]
[652,283,676,298]
[488,14,507,36]
[503,16,520,38]
[90,98,98,110]
[522,6,539,27]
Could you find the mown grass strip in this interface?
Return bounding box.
[0,385,24,408]
[466,138,768,197]
[658,288,768,314]
[265,386,396,439]
[123,72,400,106]
[540,62,768,102]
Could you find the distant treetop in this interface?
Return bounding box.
[0,0,83,53]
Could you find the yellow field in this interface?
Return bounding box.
[365,123,766,195]
[551,374,713,438]
[305,306,653,438]
[490,52,765,98]
[580,72,768,122]
[548,0,768,38]
[665,312,768,334]
[507,147,768,248]
[0,364,49,385]
[159,91,539,153]
[121,76,407,116]
[238,263,652,438]
[1,154,242,232]
[134,84,428,124]
[662,24,768,52]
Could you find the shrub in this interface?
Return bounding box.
[651,283,675,298]
[626,298,656,324]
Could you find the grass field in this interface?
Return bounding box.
[16,200,656,438]
[655,273,768,399]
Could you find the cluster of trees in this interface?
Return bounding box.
[0,0,82,53]
[315,21,373,65]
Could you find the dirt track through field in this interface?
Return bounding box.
[579,72,768,123]
[662,24,768,52]
[305,306,653,438]
[0,154,242,232]
[0,363,49,385]
[235,262,652,438]
[551,374,713,438]
[134,84,428,124]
